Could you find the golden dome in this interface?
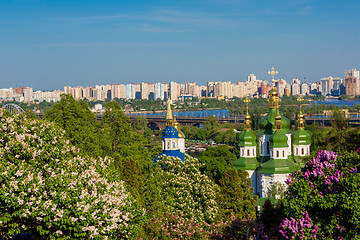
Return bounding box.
[269,87,279,109]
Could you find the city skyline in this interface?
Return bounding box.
[0,0,359,90]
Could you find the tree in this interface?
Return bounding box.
[283,149,360,239]
[258,199,286,238]
[132,116,149,131]
[120,157,145,207]
[101,101,153,169]
[331,109,348,130]
[148,155,220,225]
[217,169,257,221]
[203,115,219,139]
[0,114,142,239]
[200,145,237,183]
[44,94,103,157]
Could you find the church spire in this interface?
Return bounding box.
[166,98,174,127]
[297,97,305,129]
[244,97,252,130]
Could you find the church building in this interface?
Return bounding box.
[154,98,186,162]
[234,68,311,198]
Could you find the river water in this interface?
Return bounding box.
[132,109,230,118]
[129,100,360,118]
[316,99,360,107]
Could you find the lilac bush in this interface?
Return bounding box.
[279,211,318,239]
[284,149,360,239]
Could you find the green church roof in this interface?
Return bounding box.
[238,130,257,147]
[258,108,291,135]
[260,158,299,174]
[269,130,289,148]
[234,157,259,171]
[293,129,311,145]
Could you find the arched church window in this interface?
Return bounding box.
[296,148,298,155]
[173,142,176,148]
[276,150,279,158]
[167,142,170,149]
[283,150,285,157]
[253,149,255,156]
[301,148,304,155]
[242,149,244,156]
[247,149,250,156]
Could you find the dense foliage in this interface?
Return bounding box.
[283,149,360,239]
[44,94,103,157]
[150,155,220,224]
[200,145,237,183]
[217,169,257,221]
[0,114,143,239]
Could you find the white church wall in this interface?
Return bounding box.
[247,170,257,194]
[260,173,289,198]
[259,134,271,156]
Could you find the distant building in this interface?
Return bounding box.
[169,82,180,100]
[345,69,360,97]
[300,83,309,96]
[126,83,136,100]
[276,79,287,96]
[320,77,334,96]
[332,78,343,96]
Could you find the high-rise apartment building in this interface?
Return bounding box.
[83,86,93,100]
[345,69,360,96]
[214,81,232,98]
[276,79,287,96]
[154,83,167,100]
[169,82,180,100]
[332,78,343,96]
[71,86,83,100]
[185,82,201,98]
[320,77,334,96]
[233,81,245,98]
[0,88,13,100]
[126,83,136,100]
[207,82,215,97]
[64,86,71,95]
[140,82,155,100]
[259,81,269,97]
[300,83,309,95]
[110,84,126,100]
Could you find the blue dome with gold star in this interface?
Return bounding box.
[162,126,179,138]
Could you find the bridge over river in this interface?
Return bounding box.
[33,112,360,129]
[124,114,360,129]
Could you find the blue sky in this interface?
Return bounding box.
[0,0,359,90]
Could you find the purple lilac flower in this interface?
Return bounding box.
[280,211,318,240]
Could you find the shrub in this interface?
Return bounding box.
[0,114,143,239]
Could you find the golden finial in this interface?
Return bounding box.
[243,97,252,130]
[244,97,251,115]
[297,97,304,113]
[268,67,279,88]
[297,97,305,129]
[166,98,174,126]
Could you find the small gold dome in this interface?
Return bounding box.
[269,87,278,97]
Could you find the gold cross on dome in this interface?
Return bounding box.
[244,97,250,114]
[268,67,279,87]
